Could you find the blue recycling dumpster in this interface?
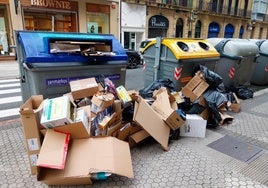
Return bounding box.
[15,31,128,102]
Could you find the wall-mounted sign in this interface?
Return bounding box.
[148,15,169,29]
[30,0,72,10]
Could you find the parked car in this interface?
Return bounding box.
[125,49,142,69]
[139,38,155,52]
[138,39,155,66]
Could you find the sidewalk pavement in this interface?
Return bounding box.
[0,60,20,79]
[0,60,268,187]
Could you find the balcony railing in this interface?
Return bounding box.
[123,0,192,8]
[122,0,252,18]
[195,2,251,18]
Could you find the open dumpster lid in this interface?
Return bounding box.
[142,38,220,60]
[15,31,128,64]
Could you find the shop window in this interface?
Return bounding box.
[87,12,109,34]
[0,5,11,56]
[86,3,110,34]
[23,9,77,32]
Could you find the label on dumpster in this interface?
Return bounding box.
[46,74,121,87]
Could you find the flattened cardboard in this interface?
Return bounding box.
[37,135,134,186]
[180,114,207,138]
[19,95,43,175]
[70,77,99,100]
[181,72,209,102]
[133,97,170,150]
[37,130,70,169]
[152,89,185,130]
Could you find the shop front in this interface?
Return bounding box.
[148,15,169,38]
[0,1,14,60]
[20,0,78,32]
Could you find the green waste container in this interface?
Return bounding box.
[207,38,259,88]
[141,38,220,91]
[15,31,128,102]
[250,40,268,85]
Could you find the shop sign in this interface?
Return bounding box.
[31,0,71,10]
[149,15,169,29]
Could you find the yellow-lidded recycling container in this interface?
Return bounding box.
[141,38,220,91]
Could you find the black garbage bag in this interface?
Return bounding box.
[194,65,223,88]
[203,89,228,107]
[203,89,228,126]
[225,92,236,103]
[187,103,205,114]
[139,79,175,98]
[122,104,135,122]
[235,86,254,100]
[177,97,192,112]
[226,85,253,100]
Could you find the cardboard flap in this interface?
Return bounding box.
[151,89,173,119]
[37,129,70,169]
[66,137,134,179]
[133,97,170,150]
[19,95,43,114]
[53,122,90,139]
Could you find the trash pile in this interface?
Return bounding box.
[19,65,254,186]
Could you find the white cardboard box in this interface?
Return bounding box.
[180,114,207,138]
[40,95,73,129]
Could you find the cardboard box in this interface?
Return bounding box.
[181,71,209,102]
[40,96,73,129]
[151,89,185,131]
[69,77,99,100]
[116,123,142,141]
[180,114,207,138]
[37,128,134,186]
[19,95,43,175]
[116,85,132,107]
[128,129,150,148]
[91,92,114,114]
[133,97,170,151]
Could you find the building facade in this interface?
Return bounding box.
[0,0,267,60]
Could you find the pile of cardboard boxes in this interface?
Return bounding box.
[19,71,240,186]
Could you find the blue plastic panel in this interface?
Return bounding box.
[16,31,127,64]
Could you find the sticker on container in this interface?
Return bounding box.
[27,138,39,151]
[30,154,38,166]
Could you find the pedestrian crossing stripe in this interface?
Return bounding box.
[0,96,22,105]
[0,78,19,83]
[0,88,21,95]
[0,79,22,121]
[0,83,20,89]
[0,108,20,118]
